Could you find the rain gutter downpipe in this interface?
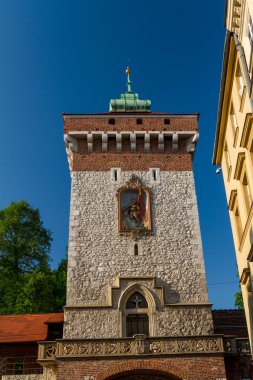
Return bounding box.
[234,34,253,113]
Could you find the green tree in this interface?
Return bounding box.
[234,270,244,310]
[3,259,67,314]
[0,201,52,277]
[235,287,244,309]
[0,201,67,314]
[14,268,56,314]
[51,257,67,312]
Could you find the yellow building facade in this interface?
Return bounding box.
[213,0,253,353]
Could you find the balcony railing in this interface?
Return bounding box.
[223,337,251,355]
[38,335,227,362]
[38,335,252,364]
[235,337,251,354]
[0,356,42,376]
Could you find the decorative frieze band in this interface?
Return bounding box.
[38,336,250,367]
[38,335,224,363]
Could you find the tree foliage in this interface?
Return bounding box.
[234,270,244,310]
[0,201,51,275]
[235,287,244,309]
[0,201,67,314]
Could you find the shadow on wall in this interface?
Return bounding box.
[155,278,181,305]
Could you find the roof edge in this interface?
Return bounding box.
[62,113,200,120]
[213,31,233,165]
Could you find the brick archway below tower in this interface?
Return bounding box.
[104,369,181,380]
[97,359,187,380]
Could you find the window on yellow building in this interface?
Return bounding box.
[242,172,252,213]
[234,152,252,215]
[234,204,243,242]
[230,103,239,147]
[224,142,232,180]
[250,140,253,165]
[236,64,244,97]
[229,190,243,245]
[230,103,238,132]
[240,114,253,166]
[247,11,253,69]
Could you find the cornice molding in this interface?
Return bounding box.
[226,0,242,34]
[63,114,199,119]
[213,32,236,165]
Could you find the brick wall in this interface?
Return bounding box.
[64,114,198,171]
[63,115,198,133]
[57,356,227,380]
[72,152,193,171]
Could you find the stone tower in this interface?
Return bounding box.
[63,68,213,340]
[39,69,228,380]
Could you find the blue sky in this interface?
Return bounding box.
[0,0,238,309]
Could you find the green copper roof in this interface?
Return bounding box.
[109,67,151,112]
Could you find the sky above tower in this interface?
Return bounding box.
[0,0,237,309]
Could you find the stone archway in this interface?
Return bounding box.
[105,369,181,380]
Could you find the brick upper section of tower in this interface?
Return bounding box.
[63,113,199,171]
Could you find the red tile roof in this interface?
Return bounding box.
[0,310,248,343]
[0,313,64,343]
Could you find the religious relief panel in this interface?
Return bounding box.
[117,175,152,238]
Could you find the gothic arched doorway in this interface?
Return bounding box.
[126,291,149,337]
[118,284,157,337]
[105,369,181,380]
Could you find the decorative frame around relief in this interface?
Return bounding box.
[117,175,152,240]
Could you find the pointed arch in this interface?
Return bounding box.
[118,283,156,310]
[118,283,157,337]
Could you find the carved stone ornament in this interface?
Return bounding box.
[46,368,56,380]
[117,175,152,240]
[45,345,56,358]
[63,343,74,355]
[134,334,149,354]
[38,336,228,360]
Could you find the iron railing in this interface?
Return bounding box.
[0,356,42,376]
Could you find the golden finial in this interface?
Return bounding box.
[126,66,131,76]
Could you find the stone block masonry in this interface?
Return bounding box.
[64,170,213,339]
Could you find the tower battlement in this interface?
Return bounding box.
[63,113,199,171]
